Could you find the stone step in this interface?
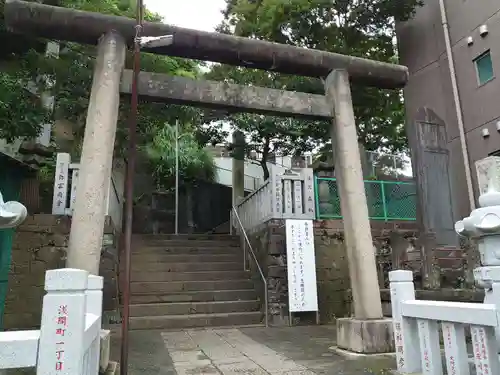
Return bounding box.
[130,289,257,304]
[132,246,239,255]
[134,234,239,241]
[131,253,240,263]
[135,240,240,248]
[131,270,249,282]
[129,311,263,330]
[129,300,261,317]
[130,280,254,294]
[131,262,242,272]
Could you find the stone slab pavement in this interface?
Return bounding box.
[110,325,396,375]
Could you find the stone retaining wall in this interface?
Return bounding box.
[3,214,117,330]
[247,219,419,326]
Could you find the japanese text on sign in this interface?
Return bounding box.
[52,153,70,215]
[285,219,318,312]
[471,325,496,375]
[55,304,68,371]
[394,322,405,369]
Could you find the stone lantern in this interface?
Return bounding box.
[455,168,500,347]
[0,191,27,229]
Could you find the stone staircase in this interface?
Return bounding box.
[128,234,263,330]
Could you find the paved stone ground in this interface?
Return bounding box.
[110,326,396,375]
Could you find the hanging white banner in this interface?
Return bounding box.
[285,219,318,312]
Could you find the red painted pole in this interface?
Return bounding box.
[120,0,143,374]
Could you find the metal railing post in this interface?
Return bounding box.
[231,206,268,327]
[313,175,320,220]
[243,240,247,271]
[264,284,268,327]
[380,181,388,221]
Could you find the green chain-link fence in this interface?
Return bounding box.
[314,177,417,221]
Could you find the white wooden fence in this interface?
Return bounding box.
[236,168,316,232]
[0,268,108,375]
[390,270,500,375]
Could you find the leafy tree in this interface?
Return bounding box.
[0,0,212,173]
[144,124,216,232]
[144,125,216,190]
[206,67,323,180]
[209,0,422,176]
[0,70,49,142]
[0,0,53,142]
[228,113,316,180]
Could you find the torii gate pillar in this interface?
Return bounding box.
[325,70,393,354]
[67,31,126,274]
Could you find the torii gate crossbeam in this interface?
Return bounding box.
[4,0,408,89]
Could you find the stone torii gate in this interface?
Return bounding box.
[4,0,408,354]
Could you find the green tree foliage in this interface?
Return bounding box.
[145,125,216,190]
[207,67,321,179]
[0,0,51,142]
[0,0,219,191]
[0,70,49,142]
[209,0,422,173]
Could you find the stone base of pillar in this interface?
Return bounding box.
[336,318,394,354]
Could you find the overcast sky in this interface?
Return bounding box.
[144,0,226,31]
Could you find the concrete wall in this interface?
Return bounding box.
[3,215,117,330]
[397,0,500,220]
[247,219,419,326]
[213,157,292,191]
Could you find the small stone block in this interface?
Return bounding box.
[101,361,119,375]
[45,268,88,291]
[482,266,500,283]
[336,318,394,354]
[389,270,413,282]
[88,275,104,290]
[99,330,111,373]
[476,157,500,194]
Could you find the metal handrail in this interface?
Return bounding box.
[230,206,268,327]
[236,179,270,208]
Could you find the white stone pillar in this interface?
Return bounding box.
[67,31,126,274]
[324,69,383,320]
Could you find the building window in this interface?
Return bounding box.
[475,51,494,85]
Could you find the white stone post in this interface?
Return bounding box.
[389,270,421,373]
[417,319,442,375]
[442,322,470,375]
[37,268,89,375]
[86,275,103,375]
[67,31,126,274]
[471,325,500,375]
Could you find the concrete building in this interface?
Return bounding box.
[397,0,500,221]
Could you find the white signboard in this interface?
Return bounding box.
[69,167,80,214]
[52,153,70,215]
[285,219,318,312]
